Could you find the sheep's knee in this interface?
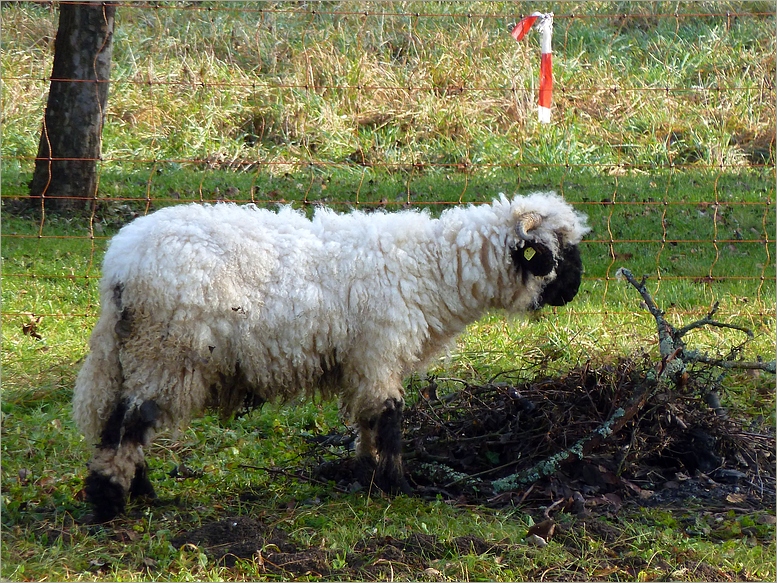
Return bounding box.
[84,398,160,522]
[356,398,410,495]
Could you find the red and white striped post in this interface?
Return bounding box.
[512,12,554,123]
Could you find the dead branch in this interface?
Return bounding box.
[617,268,775,374]
[615,269,677,359]
[239,464,350,493]
[490,268,774,493]
[675,301,754,340]
[683,350,776,373]
[491,378,652,492]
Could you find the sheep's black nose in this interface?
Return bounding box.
[536,245,583,307]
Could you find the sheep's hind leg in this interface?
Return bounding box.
[84,398,160,522]
[356,398,411,495]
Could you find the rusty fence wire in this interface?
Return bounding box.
[1,1,775,331]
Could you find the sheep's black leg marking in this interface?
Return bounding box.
[374,398,411,495]
[129,462,156,500]
[98,399,129,448]
[354,454,378,490]
[126,401,160,500]
[536,244,583,307]
[84,399,129,522]
[84,398,160,522]
[122,399,160,444]
[85,470,127,523]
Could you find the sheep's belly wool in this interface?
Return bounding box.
[72,194,589,521]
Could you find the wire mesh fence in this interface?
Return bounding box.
[2,1,775,336]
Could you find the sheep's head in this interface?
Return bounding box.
[507,195,588,308]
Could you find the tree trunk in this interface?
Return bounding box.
[29,1,115,214]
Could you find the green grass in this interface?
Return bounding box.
[2,1,775,581]
[2,1,775,175]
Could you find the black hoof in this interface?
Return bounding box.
[84,471,126,522]
[354,455,410,494]
[375,460,412,496]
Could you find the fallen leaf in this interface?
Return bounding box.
[37,476,56,489]
[638,488,654,500]
[22,315,43,340]
[757,514,776,525]
[527,519,556,541]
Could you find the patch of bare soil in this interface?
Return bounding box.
[170,516,503,578]
[171,516,296,568]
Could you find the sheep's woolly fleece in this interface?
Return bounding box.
[72,194,588,445]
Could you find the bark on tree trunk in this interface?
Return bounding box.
[29,1,115,214]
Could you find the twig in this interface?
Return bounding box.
[675,302,754,340]
[683,350,776,373]
[444,458,521,487]
[543,497,565,520]
[491,268,774,494]
[615,268,678,360]
[486,368,533,384]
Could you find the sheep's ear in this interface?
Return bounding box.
[510,241,555,277]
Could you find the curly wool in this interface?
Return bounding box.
[73,193,588,446]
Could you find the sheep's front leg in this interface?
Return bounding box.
[356,398,411,495]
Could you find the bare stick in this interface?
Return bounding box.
[683,350,776,373]
[676,301,754,340]
[491,268,774,493]
[615,268,679,359]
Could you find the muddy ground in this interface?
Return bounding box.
[171,357,775,579]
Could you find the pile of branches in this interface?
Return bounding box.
[311,270,775,512]
[405,269,775,508]
[402,357,773,509]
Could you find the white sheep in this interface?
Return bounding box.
[72,193,589,521]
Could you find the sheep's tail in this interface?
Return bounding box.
[72,294,124,446]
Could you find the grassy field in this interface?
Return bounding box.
[2,1,775,581]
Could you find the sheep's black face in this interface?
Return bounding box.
[536,244,583,307]
[510,239,583,308]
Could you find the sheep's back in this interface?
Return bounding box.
[98,203,440,411]
[104,205,304,306]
